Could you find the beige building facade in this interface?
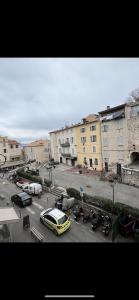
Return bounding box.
[23,139,51,164]
[0,136,22,163]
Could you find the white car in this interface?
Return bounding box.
[16,180,29,189]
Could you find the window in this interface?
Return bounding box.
[16,145,18,148]
[131,105,139,117]
[58,215,68,224]
[83,147,85,152]
[90,125,96,131]
[66,138,69,143]
[90,135,97,142]
[103,137,108,147]
[117,151,124,160]
[117,136,123,146]
[102,124,108,132]
[94,158,98,165]
[58,139,61,144]
[70,128,73,133]
[70,137,74,143]
[81,137,86,144]
[10,145,13,149]
[4,149,6,153]
[80,127,86,133]
[59,148,61,153]
[93,146,96,153]
[72,148,74,154]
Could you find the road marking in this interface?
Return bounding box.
[75,221,80,225]
[33,202,44,210]
[26,207,36,215]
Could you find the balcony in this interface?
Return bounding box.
[61,153,71,158]
[60,142,70,147]
[71,155,77,160]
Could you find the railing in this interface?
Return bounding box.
[61,153,71,158]
[60,142,70,147]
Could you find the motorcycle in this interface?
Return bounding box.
[73,207,84,221]
[102,215,112,236]
[82,209,95,223]
[91,212,105,231]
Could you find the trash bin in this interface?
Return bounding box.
[23,215,30,229]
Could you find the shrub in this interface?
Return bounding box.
[16,169,42,184]
[76,164,82,169]
[66,187,139,217]
[44,178,52,187]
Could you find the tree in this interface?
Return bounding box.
[130,87,139,102]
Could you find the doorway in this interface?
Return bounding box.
[71,159,75,167]
[60,157,62,163]
[117,163,121,175]
[105,162,108,172]
[89,158,92,167]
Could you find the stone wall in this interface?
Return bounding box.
[122,167,139,187]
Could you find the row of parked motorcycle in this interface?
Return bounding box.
[72,207,113,236]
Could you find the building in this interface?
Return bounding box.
[99,104,128,174]
[49,114,102,170]
[0,136,22,163]
[23,139,51,164]
[49,126,78,166]
[75,114,102,171]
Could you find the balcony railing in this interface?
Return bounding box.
[60,142,70,147]
[61,153,71,158]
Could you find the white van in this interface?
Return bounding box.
[22,183,42,195]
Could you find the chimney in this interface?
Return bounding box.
[107,106,110,110]
[82,118,86,124]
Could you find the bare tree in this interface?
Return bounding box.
[130,87,139,102]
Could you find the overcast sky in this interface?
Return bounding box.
[0,58,139,144]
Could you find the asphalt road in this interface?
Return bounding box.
[40,164,139,210]
[0,176,112,243]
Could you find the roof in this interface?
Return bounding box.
[24,139,49,147]
[0,208,20,224]
[48,208,65,219]
[49,116,99,134]
[8,139,20,145]
[83,114,98,122]
[98,104,125,115]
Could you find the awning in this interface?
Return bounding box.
[0,160,24,169]
[0,208,20,224]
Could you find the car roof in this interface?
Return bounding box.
[48,208,65,219]
[18,192,28,197]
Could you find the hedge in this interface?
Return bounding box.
[66,187,139,218]
[16,169,52,186]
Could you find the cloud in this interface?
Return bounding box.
[0,58,139,142]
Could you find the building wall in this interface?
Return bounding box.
[76,120,102,171]
[24,140,51,163]
[50,127,78,166]
[125,104,139,163]
[0,136,22,163]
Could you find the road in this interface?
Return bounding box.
[0,176,112,242]
[39,164,139,210]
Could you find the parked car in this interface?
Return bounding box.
[26,169,39,176]
[16,178,30,188]
[40,208,71,235]
[11,192,32,207]
[22,183,42,195]
[133,219,139,242]
[119,215,134,237]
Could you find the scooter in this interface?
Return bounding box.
[102,215,112,236]
[83,210,95,223]
[91,212,105,231]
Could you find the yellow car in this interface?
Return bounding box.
[40,208,71,235]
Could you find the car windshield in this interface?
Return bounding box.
[58,215,68,224]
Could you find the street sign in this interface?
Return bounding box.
[80,187,84,193]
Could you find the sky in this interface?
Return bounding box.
[0,58,139,144]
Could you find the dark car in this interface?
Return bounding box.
[26,169,39,176]
[11,192,32,207]
[119,215,134,237]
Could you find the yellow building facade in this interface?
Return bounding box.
[75,115,102,171]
